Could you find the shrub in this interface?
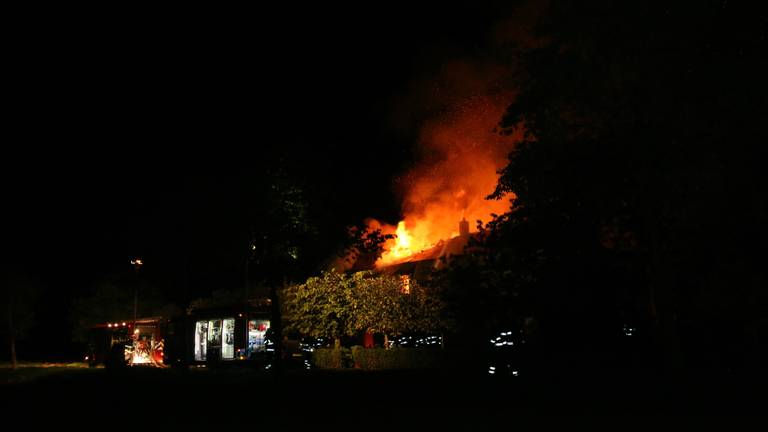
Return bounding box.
[311,348,351,369]
[351,346,444,370]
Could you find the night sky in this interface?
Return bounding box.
[5,3,522,356]
[4,4,768,424]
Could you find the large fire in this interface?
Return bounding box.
[372,94,520,267]
[383,221,414,263]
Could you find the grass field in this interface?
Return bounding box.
[1,364,766,427]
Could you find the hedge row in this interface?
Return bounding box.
[312,347,444,370]
[311,347,351,369]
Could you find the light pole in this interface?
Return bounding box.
[130,258,143,325]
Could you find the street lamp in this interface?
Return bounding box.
[130,258,143,325]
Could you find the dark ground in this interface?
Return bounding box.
[2,366,766,428]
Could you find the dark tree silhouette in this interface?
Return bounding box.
[340,224,395,271]
[445,1,767,373]
[1,275,42,369]
[71,277,180,344]
[247,162,317,375]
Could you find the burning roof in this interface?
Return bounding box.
[377,219,474,268]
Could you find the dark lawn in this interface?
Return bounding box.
[1,365,766,427]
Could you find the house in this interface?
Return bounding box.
[376,218,476,282]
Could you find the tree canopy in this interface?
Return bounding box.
[451,0,768,370]
[281,270,446,344]
[70,277,180,343]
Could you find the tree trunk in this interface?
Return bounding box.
[645,206,684,372]
[269,285,283,377]
[10,336,17,370]
[383,334,389,350]
[8,302,16,369]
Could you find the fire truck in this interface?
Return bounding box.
[86,317,167,367]
[178,300,275,367]
[86,299,305,369]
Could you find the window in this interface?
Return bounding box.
[194,321,208,361]
[195,318,235,361]
[222,318,235,359]
[400,274,411,294]
[248,320,270,354]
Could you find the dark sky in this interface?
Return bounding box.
[5,4,521,316]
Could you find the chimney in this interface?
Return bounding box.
[459,218,470,239]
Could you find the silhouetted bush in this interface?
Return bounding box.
[351,346,444,370]
[311,348,351,369]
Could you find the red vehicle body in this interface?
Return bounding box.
[86,317,166,367]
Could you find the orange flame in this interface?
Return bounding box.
[387,221,413,261]
[373,94,521,267]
